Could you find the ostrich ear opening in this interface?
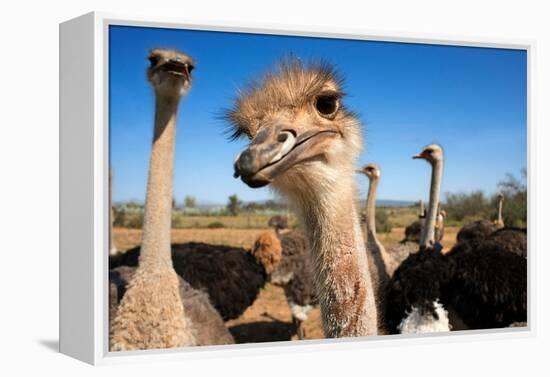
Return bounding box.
[251,232,283,274]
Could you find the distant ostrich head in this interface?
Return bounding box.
[413,144,443,165]
[147,48,195,97]
[251,232,283,274]
[357,163,381,180]
[229,59,362,198]
[268,215,289,230]
[498,192,505,200]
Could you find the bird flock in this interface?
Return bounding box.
[108,48,527,351]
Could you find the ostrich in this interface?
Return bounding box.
[435,204,446,244]
[385,144,527,334]
[109,266,234,346]
[455,219,498,250]
[231,59,378,337]
[110,48,229,350]
[496,192,505,228]
[444,241,527,330]
[356,163,403,334]
[110,231,283,321]
[455,193,525,255]
[356,164,417,276]
[442,191,527,328]
[385,144,452,333]
[268,215,289,234]
[478,227,527,258]
[267,217,318,339]
[414,145,444,249]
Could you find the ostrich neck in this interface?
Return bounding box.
[366,177,390,286]
[139,96,180,268]
[420,159,443,247]
[365,176,391,334]
[366,177,379,237]
[498,198,503,224]
[299,178,378,337]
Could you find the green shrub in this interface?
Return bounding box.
[376,209,392,233]
[113,206,143,228]
[443,169,527,228]
[207,221,226,229]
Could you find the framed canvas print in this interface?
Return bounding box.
[59,12,532,365]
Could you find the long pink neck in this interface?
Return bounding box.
[139,96,180,268]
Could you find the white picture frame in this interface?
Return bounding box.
[59,11,535,365]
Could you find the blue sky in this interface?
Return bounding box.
[109,25,527,205]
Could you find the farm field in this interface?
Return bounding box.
[112,224,460,343]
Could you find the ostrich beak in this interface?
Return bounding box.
[163,59,191,77]
[413,151,429,159]
[233,122,340,188]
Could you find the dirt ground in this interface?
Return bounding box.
[112,226,459,344]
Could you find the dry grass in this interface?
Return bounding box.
[113,227,271,250]
[112,224,459,343]
[171,214,299,229]
[378,226,459,253]
[382,206,422,228]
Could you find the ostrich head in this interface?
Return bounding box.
[357,163,381,181]
[229,59,362,200]
[251,232,283,274]
[498,192,505,200]
[268,215,289,230]
[147,48,195,97]
[412,144,444,165]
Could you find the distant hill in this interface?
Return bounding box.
[377,199,416,208]
[357,199,416,208]
[196,198,415,209]
[116,198,416,210]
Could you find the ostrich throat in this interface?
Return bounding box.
[420,159,443,247]
[139,96,180,268]
[297,177,378,337]
[365,175,391,283]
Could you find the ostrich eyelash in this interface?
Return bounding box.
[226,127,246,142]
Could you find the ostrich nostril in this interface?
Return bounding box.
[235,149,256,176]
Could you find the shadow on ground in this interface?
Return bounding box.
[228,321,295,343]
[38,339,59,352]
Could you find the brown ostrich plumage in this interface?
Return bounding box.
[230,59,379,337]
[109,266,234,346]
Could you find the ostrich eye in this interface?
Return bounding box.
[315,95,339,118]
[148,55,160,66]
